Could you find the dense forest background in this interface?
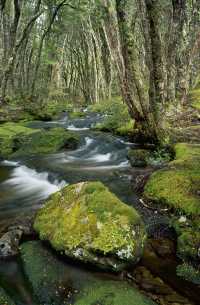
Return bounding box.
[0,0,200,142]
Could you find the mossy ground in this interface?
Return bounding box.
[34,181,146,270]
[0,287,15,305]
[69,111,86,119]
[144,143,200,216]
[91,97,134,137]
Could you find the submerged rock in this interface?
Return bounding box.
[20,241,155,305]
[0,287,16,305]
[34,181,146,271]
[20,241,75,305]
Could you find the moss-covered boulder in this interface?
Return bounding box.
[0,123,38,157]
[144,143,200,216]
[34,181,146,271]
[20,241,155,305]
[0,287,16,305]
[12,127,79,157]
[0,123,79,158]
[128,149,150,167]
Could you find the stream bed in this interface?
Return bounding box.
[0,113,199,305]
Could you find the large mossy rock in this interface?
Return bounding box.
[0,123,78,158]
[34,181,146,271]
[144,143,200,216]
[20,241,155,305]
[0,287,16,305]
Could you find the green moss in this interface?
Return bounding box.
[0,123,79,158]
[0,287,16,305]
[144,143,200,216]
[176,263,200,285]
[13,127,79,157]
[20,241,76,305]
[74,280,156,305]
[34,181,146,270]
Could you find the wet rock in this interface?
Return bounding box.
[0,215,35,258]
[34,181,147,271]
[0,230,23,257]
[131,266,194,305]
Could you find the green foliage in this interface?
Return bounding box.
[91,97,134,136]
[144,143,200,216]
[34,181,146,270]
[176,263,200,285]
[69,111,86,119]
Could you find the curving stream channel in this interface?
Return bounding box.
[0,113,198,305]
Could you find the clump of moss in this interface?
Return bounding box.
[144,143,200,216]
[176,263,200,285]
[34,181,146,271]
[0,287,16,305]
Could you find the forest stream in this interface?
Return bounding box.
[0,112,199,305]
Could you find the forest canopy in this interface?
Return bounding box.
[0,0,200,143]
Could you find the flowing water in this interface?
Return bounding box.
[0,112,198,304]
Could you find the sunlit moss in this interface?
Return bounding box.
[34,181,146,270]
